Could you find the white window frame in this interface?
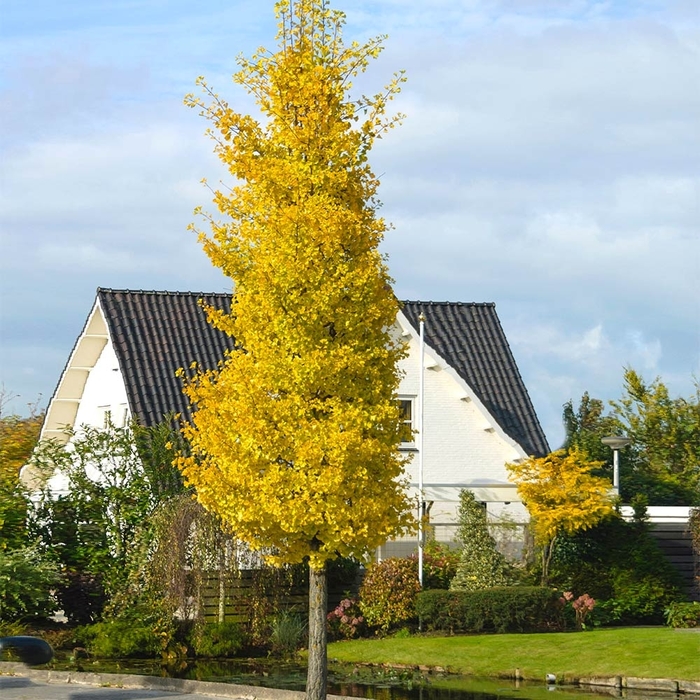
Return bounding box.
[98,405,112,428]
[398,396,416,448]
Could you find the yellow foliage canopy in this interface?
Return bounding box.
[179,0,412,568]
[506,448,614,546]
[0,412,43,486]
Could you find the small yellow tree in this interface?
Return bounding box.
[0,392,44,551]
[506,448,614,584]
[179,2,412,698]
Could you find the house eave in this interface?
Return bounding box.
[40,299,109,445]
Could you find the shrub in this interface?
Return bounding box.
[81,620,164,658]
[191,621,245,657]
[551,513,683,624]
[665,601,700,628]
[690,508,699,596]
[0,546,61,621]
[593,571,681,626]
[57,570,107,625]
[327,557,361,590]
[359,558,421,632]
[245,564,307,648]
[416,586,565,633]
[0,620,28,637]
[559,591,596,630]
[416,540,459,590]
[327,598,365,640]
[450,491,513,591]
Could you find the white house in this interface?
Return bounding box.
[28,289,549,556]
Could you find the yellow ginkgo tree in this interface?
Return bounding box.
[179,2,413,697]
[506,448,614,585]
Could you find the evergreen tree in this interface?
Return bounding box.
[450,490,512,591]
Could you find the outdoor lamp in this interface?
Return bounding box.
[601,435,632,495]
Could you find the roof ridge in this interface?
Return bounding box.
[97,288,232,298]
[401,300,495,308]
[95,291,495,306]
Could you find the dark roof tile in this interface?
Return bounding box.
[98,288,234,427]
[96,290,549,457]
[401,301,549,457]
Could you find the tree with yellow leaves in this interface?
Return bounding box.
[0,390,44,550]
[180,2,412,697]
[506,448,614,585]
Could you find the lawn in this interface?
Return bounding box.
[328,628,700,682]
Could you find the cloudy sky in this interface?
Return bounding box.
[1,0,698,448]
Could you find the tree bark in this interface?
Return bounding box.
[306,562,327,700]
[218,543,226,623]
[540,535,557,586]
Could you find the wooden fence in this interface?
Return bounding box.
[200,567,361,623]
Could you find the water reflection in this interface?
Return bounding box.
[46,656,682,700]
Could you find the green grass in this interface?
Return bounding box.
[328,628,700,682]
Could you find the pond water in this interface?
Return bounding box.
[45,656,684,700]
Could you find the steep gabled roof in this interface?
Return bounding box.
[401,301,549,458]
[95,289,548,457]
[98,288,234,427]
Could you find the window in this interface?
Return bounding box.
[99,406,112,428]
[398,398,415,446]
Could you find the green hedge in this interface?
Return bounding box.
[415,586,565,633]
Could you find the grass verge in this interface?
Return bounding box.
[328,628,700,682]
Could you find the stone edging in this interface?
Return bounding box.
[374,662,700,695]
[1,663,698,697]
[0,664,349,700]
[575,676,700,695]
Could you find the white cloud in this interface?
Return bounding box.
[626,331,663,371]
[35,244,144,272]
[506,316,690,447]
[0,0,697,439]
[511,322,608,366]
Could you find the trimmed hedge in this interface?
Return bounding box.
[415,586,565,633]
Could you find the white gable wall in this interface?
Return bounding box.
[39,300,131,443]
[45,338,131,496]
[22,300,132,493]
[72,339,130,432]
[393,316,528,554]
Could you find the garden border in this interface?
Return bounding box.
[2,662,699,697]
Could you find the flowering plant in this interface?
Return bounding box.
[327,598,365,640]
[560,591,596,630]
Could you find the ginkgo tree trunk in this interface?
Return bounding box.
[179,2,413,699]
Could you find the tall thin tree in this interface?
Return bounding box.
[180,2,412,698]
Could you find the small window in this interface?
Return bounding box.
[398,398,415,445]
[100,407,112,428]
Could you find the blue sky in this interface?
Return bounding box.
[1,0,698,447]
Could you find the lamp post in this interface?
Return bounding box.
[601,435,632,495]
[418,313,425,588]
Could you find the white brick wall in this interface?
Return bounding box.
[396,321,525,502]
[72,339,130,431]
